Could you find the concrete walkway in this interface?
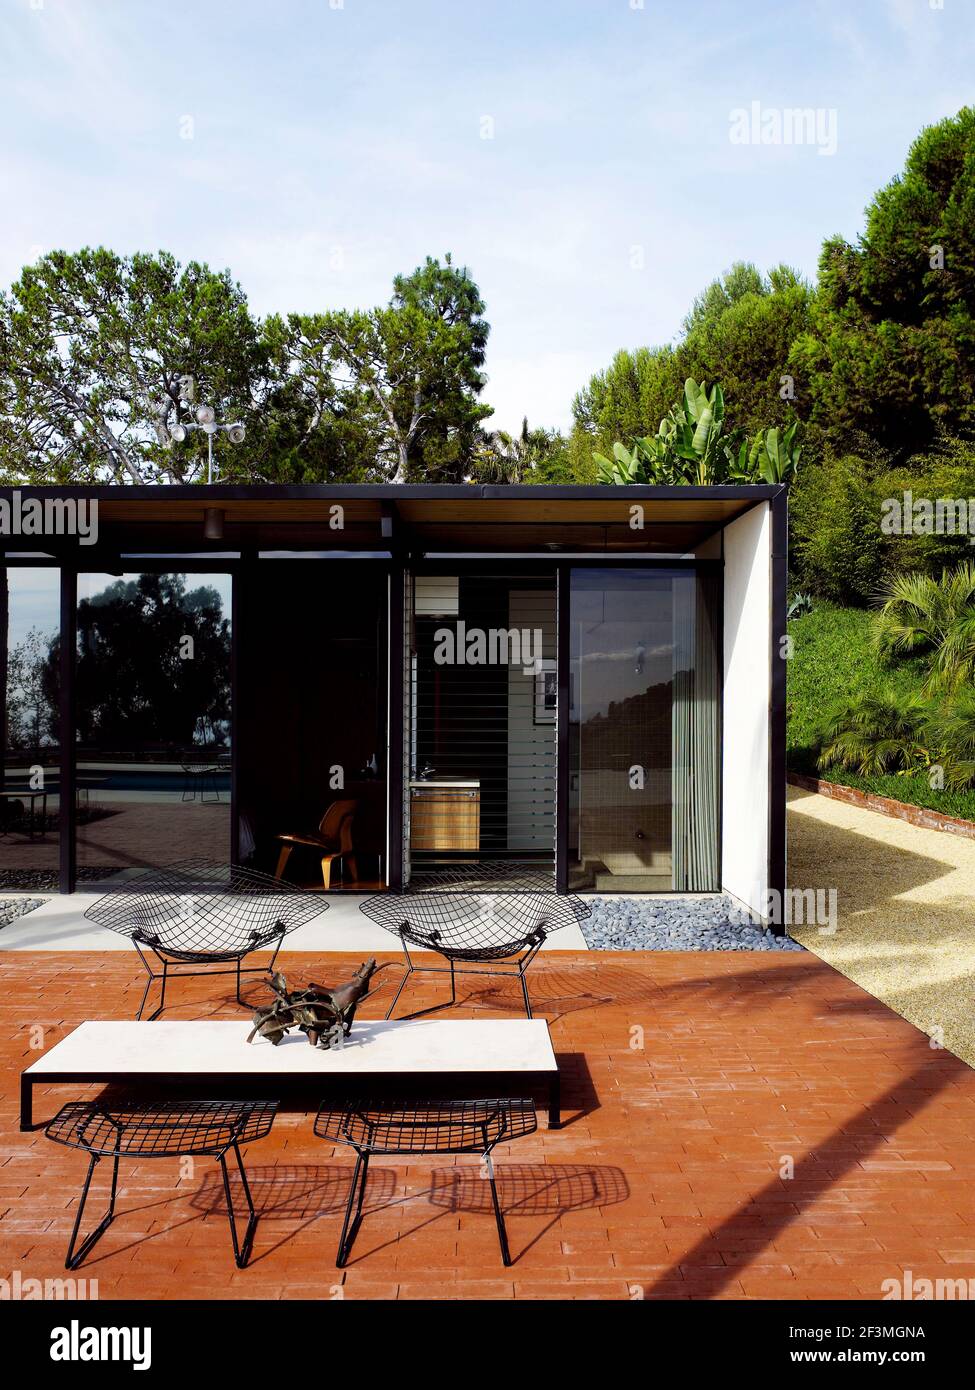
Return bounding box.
[789,785,975,1071]
[0,891,589,952]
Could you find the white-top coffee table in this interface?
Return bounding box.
[21,1018,561,1131]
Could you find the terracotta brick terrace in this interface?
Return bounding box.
[2,948,975,1301]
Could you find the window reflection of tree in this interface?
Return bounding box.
[66,574,231,757]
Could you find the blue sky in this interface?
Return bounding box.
[0,0,972,433]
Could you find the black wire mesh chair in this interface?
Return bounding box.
[315,1097,537,1266]
[84,859,326,1019]
[45,1098,278,1269]
[359,865,590,1019]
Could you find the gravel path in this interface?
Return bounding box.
[0,897,46,929]
[581,894,804,951]
[789,783,975,1068]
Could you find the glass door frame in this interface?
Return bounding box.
[399,558,559,888]
[555,557,724,895]
[59,558,241,893]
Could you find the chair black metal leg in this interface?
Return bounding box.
[135,965,167,1021]
[267,932,285,974]
[449,960,456,1005]
[520,968,533,1020]
[154,962,168,1020]
[384,964,412,1020]
[484,1153,511,1266]
[133,939,156,1021]
[219,1143,258,1268]
[335,1152,369,1267]
[235,958,244,1005]
[135,969,154,1022]
[65,1152,120,1270]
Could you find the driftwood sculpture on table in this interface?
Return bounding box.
[247,959,377,1050]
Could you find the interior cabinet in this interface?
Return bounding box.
[410,782,480,851]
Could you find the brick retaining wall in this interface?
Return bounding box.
[788,773,975,841]
[790,772,973,834]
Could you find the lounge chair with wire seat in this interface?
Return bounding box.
[84,858,325,1019]
[358,867,590,1019]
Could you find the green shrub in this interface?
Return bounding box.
[788,602,975,817]
[875,440,975,578]
[789,457,884,604]
[786,604,926,772]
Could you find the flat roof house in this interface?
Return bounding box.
[0,483,786,925]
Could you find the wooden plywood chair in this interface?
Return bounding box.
[274,799,358,889]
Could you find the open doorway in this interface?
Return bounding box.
[406,569,557,889]
[237,561,387,891]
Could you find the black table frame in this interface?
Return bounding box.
[20,1066,561,1133]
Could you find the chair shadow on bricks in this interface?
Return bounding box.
[192,1163,398,1262]
[428,1163,630,1262]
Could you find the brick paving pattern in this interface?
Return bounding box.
[2,948,974,1300]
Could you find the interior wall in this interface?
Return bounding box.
[721,503,771,918]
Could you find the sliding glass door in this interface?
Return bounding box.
[75,571,232,880]
[568,567,720,892]
[0,566,60,891]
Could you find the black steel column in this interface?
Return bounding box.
[387,563,405,891]
[230,562,241,866]
[555,563,570,894]
[768,488,788,926]
[59,567,77,894]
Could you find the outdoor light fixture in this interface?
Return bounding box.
[204,508,225,540]
[152,375,245,483]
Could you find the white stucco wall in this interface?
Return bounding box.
[721,502,771,918]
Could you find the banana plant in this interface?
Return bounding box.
[594,439,647,483]
[732,421,801,484]
[669,380,731,484]
[759,420,801,483]
[596,377,801,488]
[594,423,680,484]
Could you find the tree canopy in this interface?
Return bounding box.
[0,249,265,484]
[789,108,975,456]
[0,250,493,485]
[264,254,491,483]
[570,261,812,467]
